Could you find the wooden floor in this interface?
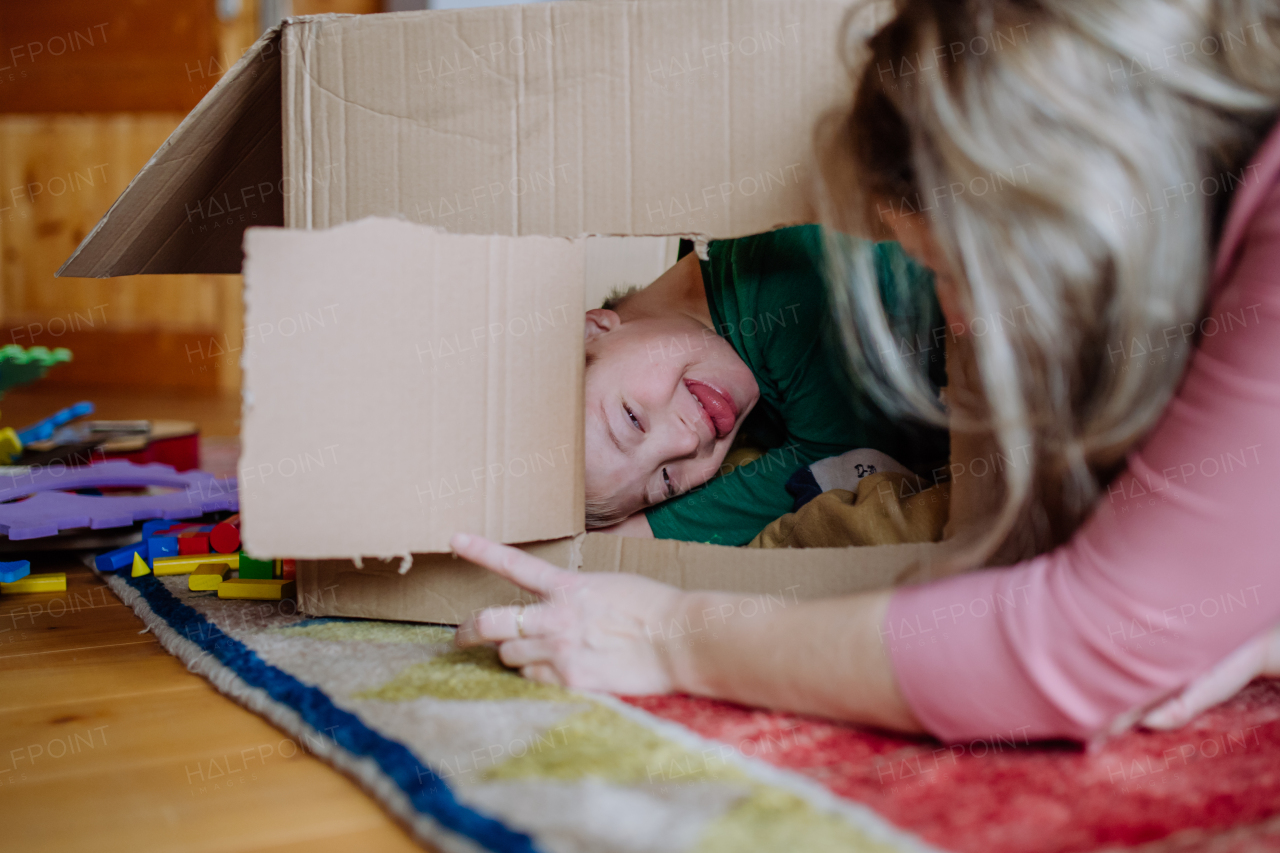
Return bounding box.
[0,392,432,853]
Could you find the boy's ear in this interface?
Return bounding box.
[584,308,621,342]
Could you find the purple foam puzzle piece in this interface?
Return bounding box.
[0,460,238,540]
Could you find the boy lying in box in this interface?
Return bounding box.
[584,224,950,546]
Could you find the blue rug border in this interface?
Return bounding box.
[121,573,539,853]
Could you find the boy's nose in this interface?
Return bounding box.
[668,412,703,456]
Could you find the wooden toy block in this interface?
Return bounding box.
[217,578,295,600]
[131,552,151,577]
[189,563,231,591]
[281,558,296,581]
[0,560,31,583]
[95,542,146,573]
[238,552,274,579]
[210,513,241,553]
[2,572,67,594]
[142,519,177,539]
[153,553,238,576]
[177,533,211,555]
[144,521,203,540]
[147,536,179,562]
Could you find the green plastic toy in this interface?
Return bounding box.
[0,345,73,463]
[0,345,72,397]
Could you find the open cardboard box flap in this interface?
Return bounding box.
[58,26,285,277]
[60,0,850,277]
[240,217,585,557]
[61,0,963,624]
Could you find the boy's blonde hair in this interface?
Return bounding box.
[817,0,1280,567]
[584,308,634,529]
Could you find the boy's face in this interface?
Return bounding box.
[584,308,759,521]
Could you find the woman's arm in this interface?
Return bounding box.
[451,533,923,732]
[668,587,923,732]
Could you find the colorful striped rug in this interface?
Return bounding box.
[101,569,1280,853]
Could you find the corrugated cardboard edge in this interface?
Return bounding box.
[295,537,575,625]
[296,532,958,626]
[58,27,286,277]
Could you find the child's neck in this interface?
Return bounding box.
[615,252,713,328]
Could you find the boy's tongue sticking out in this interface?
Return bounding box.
[684,379,738,438]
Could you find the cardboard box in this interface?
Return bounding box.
[62,2,965,624]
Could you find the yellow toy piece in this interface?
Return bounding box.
[153,553,239,576]
[0,427,21,465]
[1,572,67,594]
[217,578,296,600]
[131,552,152,578]
[189,563,231,591]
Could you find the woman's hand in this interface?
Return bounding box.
[451,532,685,693]
[1141,622,1280,729]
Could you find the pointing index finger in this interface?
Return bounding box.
[450,533,573,599]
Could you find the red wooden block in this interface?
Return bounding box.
[156,522,201,537]
[177,533,210,555]
[281,558,296,581]
[210,513,240,553]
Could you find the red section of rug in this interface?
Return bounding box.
[624,679,1280,853]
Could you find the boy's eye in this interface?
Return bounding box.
[624,404,642,431]
[663,467,674,498]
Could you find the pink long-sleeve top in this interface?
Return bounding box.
[885,120,1280,743]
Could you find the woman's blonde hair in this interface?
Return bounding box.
[818,0,1280,566]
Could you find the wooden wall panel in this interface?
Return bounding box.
[293,0,383,13]
[0,115,243,391]
[0,0,223,113]
[0,0,381,394]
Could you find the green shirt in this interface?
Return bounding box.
[645,225,947,545]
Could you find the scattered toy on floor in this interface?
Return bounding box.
[131,552,151,578]
[0,560,31,583]
[95,542,148,573]
[210,513,240,553]
[152,553,238,577]
[0,346,74,463]
[189,563,231,591]
[0,460,237,540]
[0,345,72,397]
[217,578,295,600]
[17,401,94,445]
[177,530,212,555]
[0,427,20,465]
[1,571,67,594]
[238,552,274,580]
[147,536,180,562]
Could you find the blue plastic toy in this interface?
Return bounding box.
[17,400,94,444]
[0,560,31,583]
